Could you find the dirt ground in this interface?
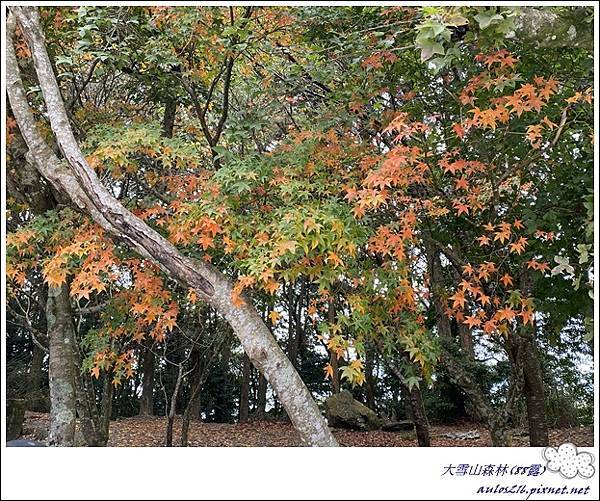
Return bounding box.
[20,411,594,447]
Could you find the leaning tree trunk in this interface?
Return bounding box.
[426,243,510,446]
[6,7,337,447]
[408,386,430,447]
[46,283,77,446]
[441,351,510,446]
[380,351,431,447]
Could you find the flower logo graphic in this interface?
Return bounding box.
[543,443,595,479]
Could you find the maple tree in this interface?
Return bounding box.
[5,5,594,453]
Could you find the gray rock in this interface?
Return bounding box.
[324,390,384,431]
[382,420,415,433]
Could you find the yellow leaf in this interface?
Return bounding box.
[268,310,281,324]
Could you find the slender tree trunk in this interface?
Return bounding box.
[161,97,177,138]
[74,349,107,446]
[287,282,299,367]
[255,375,267,420]
[458,323,475,359]
[166,363,184,447]
[364,347,376,410]
[181,347,208,446]
[381,351,431,447]
[327,299,341,394]
[138,342,156,416]
[187,348,203,419]
[100,374,113,444]
[406,385,431,447]
[518,270,549,446]
[27,343,45,411]
[7,9,337,446]
[181,380,202,447]
[46,283,77,446]
[239,354,251,422]
[329,351,341,394]
[519,328,549,446]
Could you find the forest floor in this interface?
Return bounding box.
[21,411,594,447]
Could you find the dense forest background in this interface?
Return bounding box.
[5,5,594,447]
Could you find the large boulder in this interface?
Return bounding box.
[324,390,384,431]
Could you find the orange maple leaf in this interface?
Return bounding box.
[453,201,470,217]
[449,290,467,309]
[463,315,482,329]
[452,122,465,139]
[509,236,528,255]
[477,235,490,246]
[455,177,469,191]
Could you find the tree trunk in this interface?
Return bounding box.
[181,380,202,447]
[166,363,184,447]
[7,9,336,446]
[426,243,510,446]
[441,351,510,446]
[239,354,251,422]
[161,97,177,138]
[255,375,267,420]
[329,351,341,394]
[287,281,300,367]
[138,343,156,416]
[188,353,203,416]
[406,385,430,447]
[519,328,549,446]
[458,322,475,359]
[364,347,376,410]
[518,270,549,446]
[327,299,341,394]
[27,343,45,411]
[74,348,107,446]
[380,351,431,447]
[100,374,113,444]
[46,283,77,446]
[181,349,203,446]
